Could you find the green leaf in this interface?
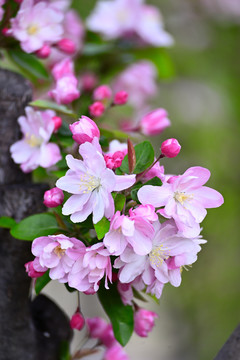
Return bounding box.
[114,194,126,212]
[10,213,59,241]
[29,100,77,118]
[0,216,16,229]
[82,43,113,56]
[58,121,72,136]
[94,217,110,240]
[120,141,154,174]
[98,282,134,346]
[35,270,51,295]
[8,49,49,80]
[100,128,129,141]
[132,288,147,302]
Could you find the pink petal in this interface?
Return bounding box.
[138,184,172,207]
[192,186,224,208]
[113,174,136,191]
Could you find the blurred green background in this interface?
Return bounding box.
[70,0,240,358]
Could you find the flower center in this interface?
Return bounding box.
[27,24,39,35]
[54,245,65,258]
[174,191,193,205]
[79,174,101,193]
[25,133,43,147]
[149,245,169,268]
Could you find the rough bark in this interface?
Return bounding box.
[0,69,72,360]
[214,325,240,360]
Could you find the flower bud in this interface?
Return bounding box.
[52,116,62,132]
[140,108,171,136]
[113,91,128,105]
[161,138,181,158]
[51,58,74,81]
[70,311,85,331]
[69,116,100,145]
[25,261,45,278]
[89,101,105,118]
[80,73,97,92]
[48,75,80,105]
[2,28,12,37]
[43,187,64,208]
[35,44,51,59]
[134,308,158,337]
[57,38,76,54]
[93,85,112,101]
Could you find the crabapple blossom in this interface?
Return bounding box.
[113,61,157,107]
[69,116,100,145]
[10,0,64,53]
[140,108,171,136]
[113,91,128,105]
[161,138,181,158]
[129,204,158,222]
[79,72,98,92]
[51,57,74,80]
[56,142,135,224]
[68,243,112,292]
[86,317,109,339]
[49,74,80,104]
[134,308,158,337]
[117,277,145,305]
[89,101,105,117]
[10,107,61,172]
[138,166,224,237]
[107,140,128,154]
[57,38,76,54]
[32,234,85,283]
[141,160,165,183]
[93,85,112,101]
[52,116,62,132]
[104,344,129,360]
[70,311,85,331]
[115,221,205,297]
[103,211,155,256]
[35,44,51,58]
[104,151,125,170]
[43,187,64,208]
[0,1,5,22]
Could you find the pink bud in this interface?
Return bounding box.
[89,101,105,118]
[35,44,51,59]
[48,75,80,105]
[51,58,74,80]
[104,344,129,360]
[70,311,85,331]
[25,261,46,278]
[93,85,112,101]
[57,38,76,54]
[140,108,171,136]
[43,187,64,208]
[161,138,181,158]
[134,308,158,337]
[104,151,125,170]
[86,317,109,339]
[167,175,179,184]
[80,73,97,92]
[69,116,100,145]
[52,116,62,132]
[113,91,128,105]
[2,28,12,37]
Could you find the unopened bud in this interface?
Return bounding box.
[35,44,51,59]
[70,311,85,331]
[69,116,100,145]
[161,138,181,158]
[93,85,112,101]
[89,101,105,118]
[140,108,171,136]
[134,308,158,337]
[43,187,64,208]
[113,91,128,105]
[25,261,46,278]
[52,116,62,132]
[57,38,76,55]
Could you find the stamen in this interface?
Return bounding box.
[79,174,101,193]
[174,191,193,205]
[27,24,39,35]
[149,245,169,268]
[54,245,65,258]
[25,133,42,147]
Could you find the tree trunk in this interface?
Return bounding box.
[0,69,72,360]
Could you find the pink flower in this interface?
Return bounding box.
[161,138,181,158]
[70,311,85,331]
[86,317,109,339]
[25,261,46,278]
[10,107,61,173]
[32,234,85,282]
[141,160,165,183]
[103,211,155,256]
[104,151,125,170]
[138,166,224,237]
[134,308,158,337]
[10,0,64,53]
[93,85,112,101]
[114,91,128,105]
[104,344,129,360]
[56,142,136,224]
[43,187,64,208]
[49,74,80,104]
[115,221,205,297]
[52,116,62,132]
[107,140,128,154]
[57,38,76,54]
[89,101,105,117]
[113,61,157,107]
[117,277,144,305]
[79,72,98,92]
[51,58,74,80]
[140,108,171,136]
[0,1,5,23]
[69,116,100,145]
[68,243,112,292]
